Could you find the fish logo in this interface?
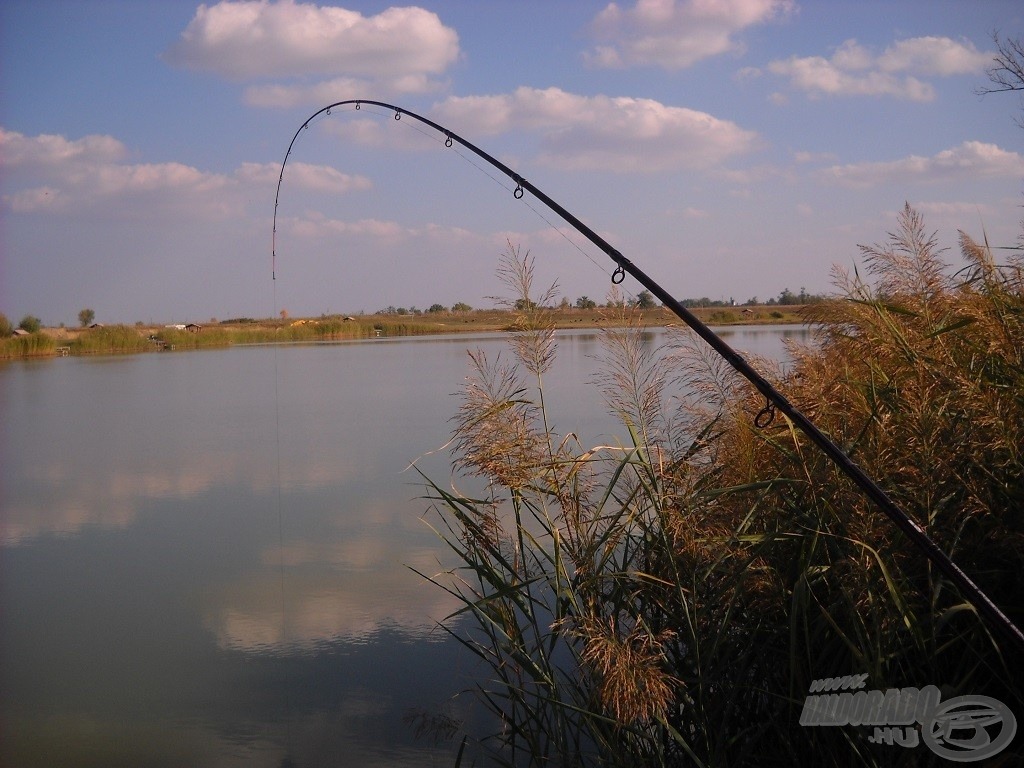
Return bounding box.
[921,695,1017,762]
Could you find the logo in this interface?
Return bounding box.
[800,676,1016,762]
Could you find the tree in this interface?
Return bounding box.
[575,296,597,310]
[78,308,95,327]
[0,313,11,337]
[18,315,41,333]
[452,302,472,312]
[978,33,1024,127]
[634,290,656,309]
[279,309,289,320]
[428,303,446,314]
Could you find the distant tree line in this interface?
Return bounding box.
[0,286,827,335]
[679,287,827,307]
[371,287,826,317]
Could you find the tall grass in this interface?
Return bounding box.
[163,318,442,347]
[0,333,56,358]
[421,209,1023,766]
[0,318,450,360]
[72,324,154,354]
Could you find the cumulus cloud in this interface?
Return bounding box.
[0,128,368,218]
[239,161,372,194]
[820,141,1024,187]
[432,87,759,172]
[876,36,992,75]
[767,36,991,100]
[585,0,795,70]
[244,73,444,107]
[165,1,459,107]
[0,127,126,167]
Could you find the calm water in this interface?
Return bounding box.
[0,326,809,767]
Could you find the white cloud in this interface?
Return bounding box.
[4,186,62,213]
[0,127,126,167]
[244,72,445,108]
[239,161,372,194]
[0,128,369,218]
[768,36,991,100]
[432,87,759,172]
[279,212,481,248]
[286,213,409,240]
[167,2,458,78]
[585,0,795,70]
[820,141,1024,187]
[165,1,458,106]
[1,129,224,215]
[877,36,992,75]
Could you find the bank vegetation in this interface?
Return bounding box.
[0,306,804,360]
[422,207,1023,766]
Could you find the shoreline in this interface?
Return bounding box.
[2,305,810,360]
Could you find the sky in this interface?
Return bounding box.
[2,0,1023,326]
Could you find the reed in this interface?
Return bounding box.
[72,324,153,354]
[421,208,1023,766]
[0,333,56,358]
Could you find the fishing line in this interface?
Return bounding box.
[386,106,618,287]
[290,102,618,294]
[270,264,295,761]
[272,99,1024,654]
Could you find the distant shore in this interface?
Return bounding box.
[2,305,809,360]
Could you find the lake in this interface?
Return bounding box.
[0,325,810,767]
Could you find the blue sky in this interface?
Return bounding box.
[2,0,1022,325]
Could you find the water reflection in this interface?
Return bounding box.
[0,327,807,767]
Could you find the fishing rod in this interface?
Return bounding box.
[272,99,1024,653]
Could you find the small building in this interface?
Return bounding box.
[12,328,30,337]
[184,324,202,333]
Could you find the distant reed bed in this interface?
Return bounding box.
[72,324,155,354]
[162,318,441,347]
[0,318,447,359]
[421,209,1022,766]
[0,333,56,358]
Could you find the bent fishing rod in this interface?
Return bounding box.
[272,99,1024,653]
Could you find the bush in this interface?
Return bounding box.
[18,315,41,333]
[424,211,1023,766]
